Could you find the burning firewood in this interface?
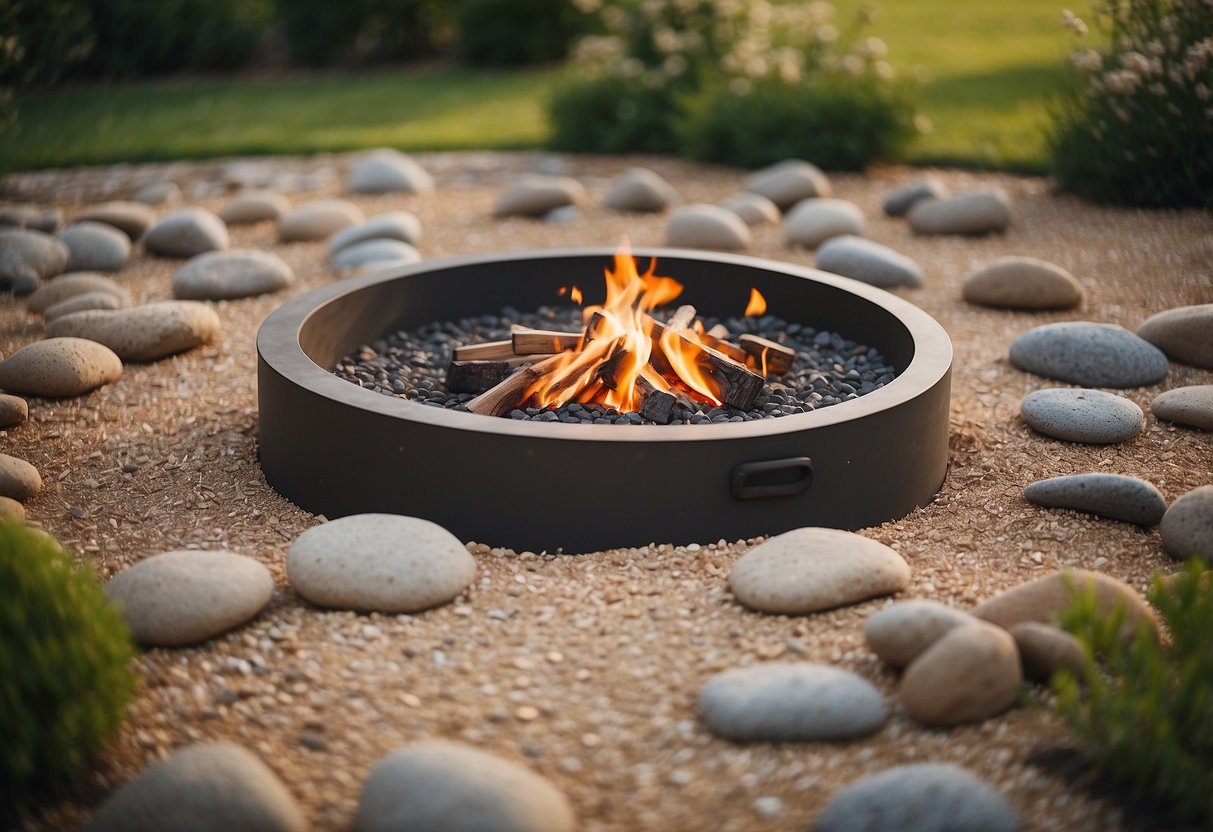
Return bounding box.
[738,334,796,375]
[447,356,540,394]
[465,354,567,417]
[511,328,582,355]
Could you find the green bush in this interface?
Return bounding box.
[1048,0,1213,208]
[549,74,683,154]
[0,0,96,88]
[0,521,137,821]
[1053,560,1213,827]
[455,0,588,65]
[277,0,451,67]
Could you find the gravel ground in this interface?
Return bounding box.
[2,151,1211,831]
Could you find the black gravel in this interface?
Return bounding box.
[331,305,898,425]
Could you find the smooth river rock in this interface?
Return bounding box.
[0,228,70,293]
[718,192,781,226]
[744,159,832,210]
[172,249,294,300]
[604,167,679,213]
[85,742,307,832]
[1137,304,1213,369]
[1020,387,1144,444]
[219,190,292,225]
[899,622,1022,726]
[1160,485,1213,561]
[815,763,1019,832]
[0,392,29,428]
[0,205,60,233]
[1008,621,1086,682]
[331,239,421,271]
[963,256,1084,310]
[0,495,25,521]
[1011,322,1170,388]
[666,204,752,250]
[907,189,1011,235]
[287,514,477,613]
[1151,385,1213,431]
[1024,473,1167,525]
[44,291,129,321]
[698,662,887,742]
[329,212,423,255]
[46,302,221,362]
[76,200,154,240]
[131,180,180,206]
[347,149,435,195]
[0,337,123,397]
[494,174,588,218]
[57,221,131,272]
[785,199,864,249]
[863,600,979,668]
[0,453,42,501]
[26,272,132,313]
[816,235,923,288]
[143,208,230,258]
[356,741,575,832]
[278,199,364,242]
[729,527,910,614]
[106,550,274,646]
[973,569,1159,641]
[882,177,948,217]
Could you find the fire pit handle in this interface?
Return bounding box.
[730,457,814,500]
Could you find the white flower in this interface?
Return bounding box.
[571,0,601,13]
[1102,69,1141,95]
[815,24,838,43]
[874,60,894,80]
[1061,9,1090,35]
[860,36,888,57]
[1070,49,1102,73]
[841,54,864,76]
[663,54,689,77]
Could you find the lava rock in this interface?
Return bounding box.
[1008,621,1086,683]
[26,272,132,314]
[0,393,29,428]
[329,212,423,256]
[962,256,1084,310]
[1024,473,1167,525]
[666,203,752,250]
[0,228,70,293]
[46,302,221,362]
[1151,385,1213,431]
[85,742,307,832]
[0,495,25,521]
[1009,322,1169,387]
[143,208,230,258]
[785,199,864,249]
[718,192,781,226]
[882,177,948,217]
[356,741,575,832]
[44,291,129,321]
[899,622,1022,726]
[1136,304,1213,369]
[494,174,588,218]
[863,600,979,668]
[331,239,422,271]
[278,199,365,242]
[1160,485,1213,561]
[729,527,910,614]
[172,249,295,300]
[287,514,477,613]
[815,763,1019,832]
[604,167,679,213]
[219,190,292,225]
[0,453,41,501]
[76,201,154,240]
[744,159,831,210]
[698,662,887,741]
[57,221,131,272]
[1020,387,1145,444]
[907,189,1011,236]
[347,149,435,195]
[0,337,123,397]
[816,235,923,288]
[131,180,180,205]
[0,205,60,232]
[106,550,274,646]
[973,569,1159,641]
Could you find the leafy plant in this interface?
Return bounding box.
[276,0,451,67]
[1053,560,1213,827]
[0,521,137,821]
[0,0,96,88]
[455,0,590,66]
[1048,0,1213,207]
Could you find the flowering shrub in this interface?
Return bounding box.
[1049,1,1213,207]
[549,0,916,168]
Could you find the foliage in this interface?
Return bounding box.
[0,521,137,820]
[1048,0,1213,207]
[549,73,683,154]
[1053,560,1213,827]
[455,0,590,65]
[276,0,452,67]
[0,0,96,88]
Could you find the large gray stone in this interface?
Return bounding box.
[744,159,831,210]
[27,272,132,314]
[0,205,60,233]
[330,239,421,271]
[1010,322,1169,387]
[0,393,27,428]
[1024,473,1167,525]
[864,600,979,668]
[172,249,294,300]
[46,302,221,362]
[908,190,1011,236]
[1160,485,1213,562]
[1151,385,1213,431]
[666,204,752,250]
[494,175,587,218]
[698,662,887,742]
[973,569,1158,641]
[718,192,781,226]
[604,167,678,213]
[0,228,70,293]
[58,221,131,272]
[785,199,864,249]
[0,337,123,397]
[882,177,948,217]
[143,209,230,258]
[1008,621,1086,683]
[131,180,180,206]
[219,190,292,225]
[0,495,25,521]
[278,199,364,242]
[329,212,422,256]
[899,622,1022,726]
[816,235,923,288]
[76,201,155,240]
[1136,304,1213,369]
[1020,387,1144,444]
[963,256,1084,310]
[347,149,434,195]
[43,291,129,322]
[0,453,41,501]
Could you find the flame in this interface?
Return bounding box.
[744,287,767,317]
[570,286,583,305]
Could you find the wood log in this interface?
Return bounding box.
[511,329,582,355]
[465,354,566,417]
[697,329,750,365]
[647,316,765,410]
[635,376,675,424]
[446,356,542,394]
[453,339,515,361]
[738,334,796,375]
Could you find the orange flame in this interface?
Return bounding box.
[744,287,767,317]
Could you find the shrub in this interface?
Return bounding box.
[277,0,452,67]
[0,0,96,88]
[455,0,589,66]
[0,521,137,821]
[1048,1,1213,207]
[1053,560,1213,827]
[550,74,684,154]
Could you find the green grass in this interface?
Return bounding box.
[0,1,1073,172]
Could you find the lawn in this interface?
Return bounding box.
[0,0,1074,173]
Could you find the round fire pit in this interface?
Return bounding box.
[257,248,952,552]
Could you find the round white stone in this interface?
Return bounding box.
[347,149,435,195]
[864,600,979,668]
[26,272,132,314]
[1024,473,1167,525]
[785,198,864,249]
[718,192,781,226]
[744,159,832,209]
[1010,322,1169,388]
[816,235,923,288]
[329,212,423,256]
[1020,387,1145,444]
[604,167,679,213]
[143,208,230,258]
[278,199,365,242]
[77,200,156,239]
[494,175,587,218]
[58,221,131,272]
[907,189,1011,235]
[45,301,221,362]
[172,249,294,300]
[331,239,421,271]
[1151,385,1213,431]
[666,203,752,250]
[219,190,292,225]
[0,452,41,501]
[0,337,123,397]
[1160,485,1213,561]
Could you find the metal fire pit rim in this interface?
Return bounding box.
[257,246,952,444]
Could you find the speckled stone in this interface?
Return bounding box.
[698,662,887,741]
[1020,387,1144,444]
[0,205,60,232]
[45,302,221,362]
[494,175,588,218]
[26,272,132,314]
[0,228,70,294]
[1024,473,1167,525]
[356,741,575,832]
[0,495,25,521]
[1008,621,1086,683]
[219,190,292,225]
[785,199,864,249]
[44,291,129,322]
[287,514,477,613]
[331,239,422,271]
[1160,485,1213,562]
[0,393,28,428]
[666,204,752,250]
[882,177,949,217]
[85,742,307,832]
[816,763,1019,832]
[729,527,910,614]
[1151,385,1213,431]
[815,235,923,288]
[106,550,274,646]
[172,249,295,300]
[329,212,423,256]
[0,453,41,501]
[76,201,155,240]
[278,199,365,242]
[962,256,1084,310]
[863,600,979,668]
[744,159,832,210]
[1137,304,1213,370]
[973,569,1159,641]
[143,208,230,258]
[0,337,123,397]
[347,149,435,195]
[718,192,781,226]
[58,221,131,272]
[604,167,679,213]
[1010,322,1169,387]
[907,189,1011,236]
[900,622,1022,726]
[131,180,180,206]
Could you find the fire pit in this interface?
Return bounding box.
[257,248,952,552]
